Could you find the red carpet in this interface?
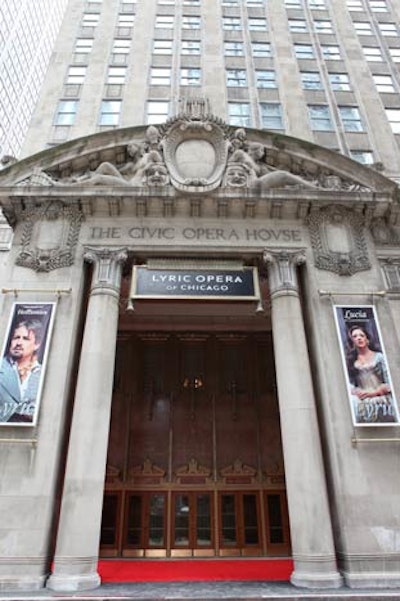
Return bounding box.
[98,559,293,583]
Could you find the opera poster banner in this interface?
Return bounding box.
[0,302,56,426]
[334,305,399,426]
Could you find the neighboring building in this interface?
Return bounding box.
[1,0,400,597]
[0,0,69,159]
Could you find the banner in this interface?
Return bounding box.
[334,305,399,426]
[0,302,56,426]
[131,266,259,300]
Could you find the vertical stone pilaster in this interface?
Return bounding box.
[46,247,127,593]
[264,250,342,589]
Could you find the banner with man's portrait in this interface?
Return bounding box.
[334,305,399,426]
[0,302,56,426]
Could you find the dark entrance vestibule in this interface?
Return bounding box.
[100,331,290,558]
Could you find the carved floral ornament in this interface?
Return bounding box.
[5,111,384,194]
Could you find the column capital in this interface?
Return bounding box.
[263,249,306,299]
[83,246,127,295]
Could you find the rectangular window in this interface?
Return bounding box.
[389,48,400,63]
[107,66,127,84]
[308,104,333,130]
[182,15,201,28]
[223,17,242,30]
[99,99,121,125]
[248,18,268,31]
[66,66,87,84]
[350,150,374,164]
[82,14,100,26]
[373,74,395,92]
[385,108,400,133]
[226,69,247,87]
[379,22,397,36]
[153,40,173,54]
[147,100,169,124]
[314,20,334,34]
[370,1,388,11]
[329,73,351,90]
[309,0,326,8]
[362,46,383,61]
[338,106,364,131]
[260,102,284,129]
[301,71,323,89]
[112,39,131,63]
[252,42,272,57]
[150,67,171,85]
[346,0,363,10]
[321,45,341,60]
[54,100,78,125]
[256,70,277,88]
[247,0,264,5]
[117,14,135,26]
[294,44,315,59]
[222,0,239,5]
[180,68,201,85]
[75,39,94,53]
[155,15,174,28]
[225,41,244,56]
[353,21,373,35]
[181,40,201,55]
[228,103,251,127]
[120,2,136,12]
[285,0,302,6]
[288,20,308,32]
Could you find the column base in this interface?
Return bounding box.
[290,555,343,589]
[343,571,400,589]
[46,571,101,592]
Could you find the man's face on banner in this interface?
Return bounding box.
[9,326,39,362]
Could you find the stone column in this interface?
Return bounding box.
[47,247,127,592]
[264,250,342,589]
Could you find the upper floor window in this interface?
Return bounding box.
[353,21,373,35]
[155,15,174,28]
[379,22,397,36]
[223,17,242,30]
[180,68,201,85]
[222,0,239,5]
[288,20,308,32]
[107,66,127,84]
[329,72,351,90]
[54,100,78,125]
[111,39,131,63]
[226,69,247,86]
[338,106,364,131]
[120,1,136,12]
[294,44,315,59]
[181,41,201,54]
[228,102,251,127]
[256,70,277,88]
[308,104,333,130]
[248,18,268,30]
[260,102,284,129]
[389,48,400,63]
[321,45,341,59]
[225,41,244,56]
[153,40,173,54]
[350,150,374,164]
[314,20,334,34]
[252,42,272,57]
[183,0,200,5]
[301,71,323,89]
[309,0,326,9]
[82,14,100,26]
[182,15,201,28]
[285,0,302,7]
[66,66,87,84]
[150,67,171,85]
[147,100,169,124]
[373,74,395,92]
[117,14,134,26]
[346,0,363,10]
[362,46,383,61]
[75,39,94,54]
[246,0,264,5]
[99,100,121,125]
[370,1,388,11]
[385,108,400,133]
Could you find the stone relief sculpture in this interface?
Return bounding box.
[6,113,375,193]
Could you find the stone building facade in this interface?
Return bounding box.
[0,109,400,593]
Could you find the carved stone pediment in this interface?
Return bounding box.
[1,110,396,201]
[128,458,166,484]
[307,205,370,275]
[175,458,211,484]
[220,459,257,484]
[15,200,83,272]
[105,465,121,484]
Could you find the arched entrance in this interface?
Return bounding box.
[100,326,290,559]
